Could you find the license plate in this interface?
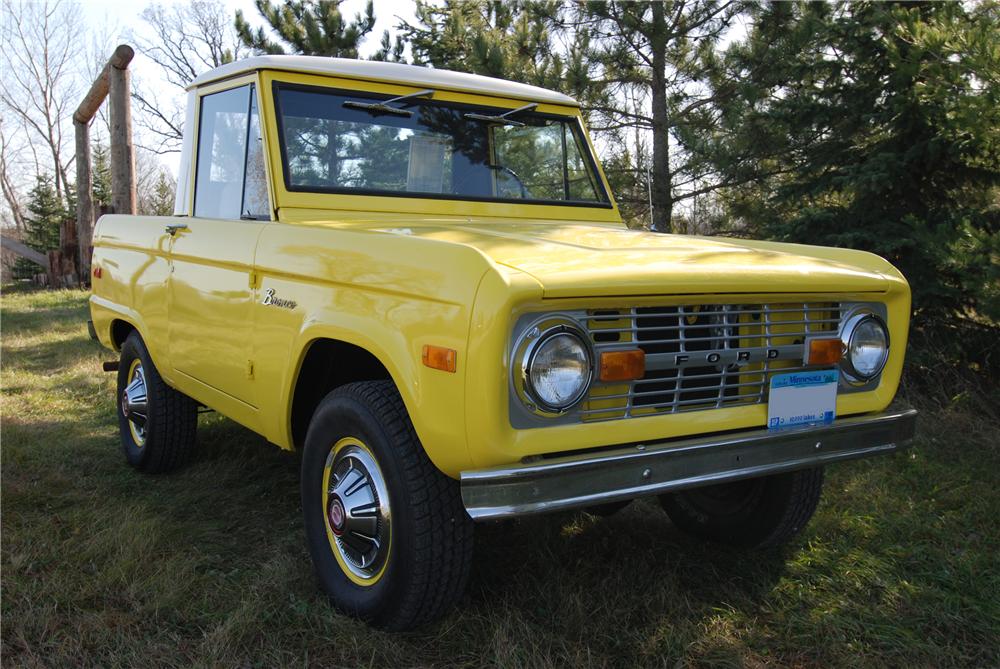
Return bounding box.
[767,369,838,429]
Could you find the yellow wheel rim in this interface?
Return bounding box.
[321,437,392,586]
[122,358,148,448]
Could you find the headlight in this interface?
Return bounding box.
[520,325,593,413]
[841,313,889,381]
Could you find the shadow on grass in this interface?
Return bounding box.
[1,290,91,334]
[2,334,104,376]
[5,290,999,667]
[6,394,997,667]
[119,416,794,622]
[138,416,794,665]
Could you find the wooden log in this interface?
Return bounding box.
[109,62,136,215]
[75,119,94,280]
[60,214,78,263]
[0,234,50,270]
[45,250,77,288]
[46,250,60,286]
[73,44,134,124]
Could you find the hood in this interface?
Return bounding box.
[370,220,894,298]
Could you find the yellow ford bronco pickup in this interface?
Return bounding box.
[90,56,917,630]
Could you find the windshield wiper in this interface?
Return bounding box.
[342,89,435,117]
[463,102,538,127]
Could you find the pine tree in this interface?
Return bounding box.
[370,29,405,63]
[13,175,67,279]
[142,172,176,217]
[579,1,744,233]
[92,143,113,209]
[707,1,1000,324]
[399,1,597,102]
[235,0,375,56]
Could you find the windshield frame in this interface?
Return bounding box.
[271,81,613,209]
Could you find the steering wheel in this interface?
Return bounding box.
[489,164,530,199]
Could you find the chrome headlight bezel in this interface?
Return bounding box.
[839,310,890,384]
[513,317,594,417]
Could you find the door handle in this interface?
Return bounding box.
[165,223,189,235]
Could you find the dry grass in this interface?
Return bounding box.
[2,288,998,668]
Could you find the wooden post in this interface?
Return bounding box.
[74,120,93,278]
[73,44,134,284]
[109,58,136,216]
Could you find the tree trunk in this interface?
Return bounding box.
[649,1,673,233]
[75,120,94,281]
[0,165,26,232]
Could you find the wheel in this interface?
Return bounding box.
[658,468,824,548]
[584,499,632,517]
[301,381,474,631]
[117,331,198,473]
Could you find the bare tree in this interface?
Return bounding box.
[131,0,247,153]
[0,117,28,231]
[134,146,174,214]
[0,0,81,205]
[82,15,126,144]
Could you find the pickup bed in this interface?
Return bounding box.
[91,55,917,630]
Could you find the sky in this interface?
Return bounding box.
[78,0,418,176]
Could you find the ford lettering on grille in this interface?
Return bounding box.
[654,346,801,370]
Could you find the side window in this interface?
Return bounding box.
[242,93,269,219]
[565,125,600,202]
[194,85,270,219]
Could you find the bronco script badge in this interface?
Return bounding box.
[262,288,297,310]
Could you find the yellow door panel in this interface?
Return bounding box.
[167,217,267,407]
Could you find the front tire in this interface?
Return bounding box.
[658,468,824,548]
[116,331,198,473]
[301,381,473,631]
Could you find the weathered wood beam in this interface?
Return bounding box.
[109,62,136,216]
[75,120,93,277]
[73,44,134,125]
[0,234,50,270]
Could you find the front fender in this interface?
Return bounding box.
[279,317,474,476]
[251,221,497,477]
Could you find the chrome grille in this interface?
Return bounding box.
[581,303,842,422]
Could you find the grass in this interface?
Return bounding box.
[2,288,999,668]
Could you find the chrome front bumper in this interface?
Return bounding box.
[461,409,917,520]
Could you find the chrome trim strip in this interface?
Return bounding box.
[463,408,917,520]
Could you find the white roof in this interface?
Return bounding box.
[186,56,579,107]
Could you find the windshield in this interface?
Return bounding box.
[273,84,610,206]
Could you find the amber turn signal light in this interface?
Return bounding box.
[599,349,645,382]
[422,344,457,373]
[806,338,843,365]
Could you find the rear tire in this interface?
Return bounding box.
[116,331,198,473]
[658,468,824,548]
[301,381,473,631]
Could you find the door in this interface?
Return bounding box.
[167,83,271,407]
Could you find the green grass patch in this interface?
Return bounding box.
[2,288,998,667]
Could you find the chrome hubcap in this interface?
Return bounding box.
[325,444,391,580]
[123,362,148,446]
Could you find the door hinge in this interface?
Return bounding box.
[246,360,255,379]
